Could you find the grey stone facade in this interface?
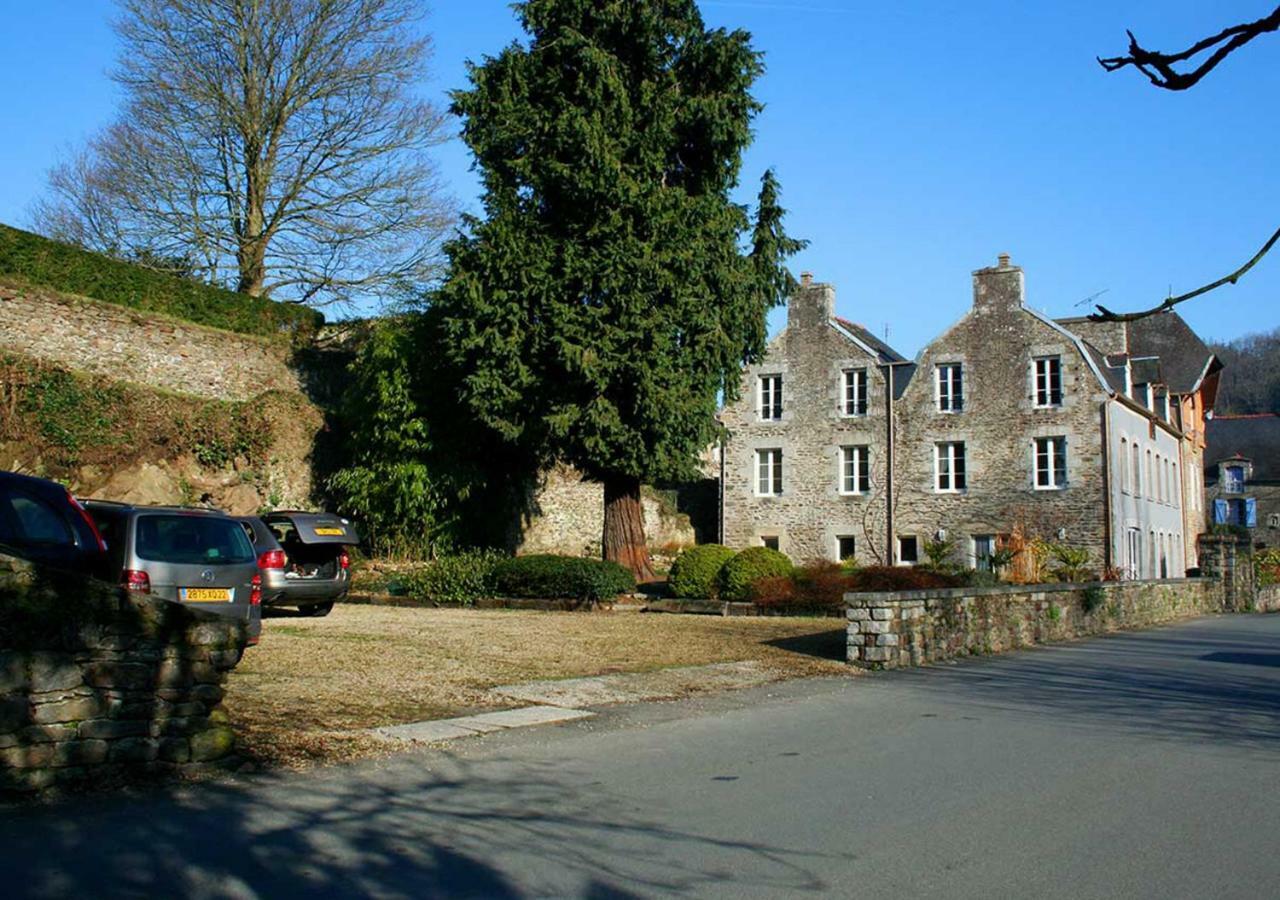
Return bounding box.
[719,277,904,563]
[893,259,1110,570]
[720,256,1218,577]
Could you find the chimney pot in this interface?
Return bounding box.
[997,253,1011,268]
[800,271,813,286]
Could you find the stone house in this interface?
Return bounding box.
[718,274,909,562]
[720,255,1220,579]
[1204,414,1280,549]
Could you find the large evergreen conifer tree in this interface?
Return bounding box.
[438,0,804,578]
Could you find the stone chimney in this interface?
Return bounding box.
[972,252,1024,314]
[788,276,834,332]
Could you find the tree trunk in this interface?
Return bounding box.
[603,474,655,582]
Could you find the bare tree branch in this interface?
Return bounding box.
[31,0,455,309]
[1098,6,1280,91]
[1091,223,1280,322]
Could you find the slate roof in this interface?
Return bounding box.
[833,317,907,364]
[1127,312,1219,394]
[1057,310,1219,396]
[1205,414,1280,482]
[1081,341,1127,393]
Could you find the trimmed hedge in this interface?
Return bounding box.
[0,224,322,339]
[400,550,503,606]
[718,547,794,601]
[846,566,965,592]
[492,554,635,602]
[668,544,736,599]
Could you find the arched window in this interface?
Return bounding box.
[1120,438,1129,493]
[1132,444,1141,496]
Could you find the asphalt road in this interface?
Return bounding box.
[4,614,1280,899]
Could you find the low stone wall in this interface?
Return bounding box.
[0,557,247,794]
[846,579,1222,669]
[0,280,301,400]
[1255,584,1280,613]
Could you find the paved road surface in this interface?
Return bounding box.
[4,614,1280,898]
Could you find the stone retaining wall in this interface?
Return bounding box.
[846,578,1222,669]
[0,280,301,400]
[0,557,248,794]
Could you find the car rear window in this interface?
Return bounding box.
[135,514,255,565]
[7,493,75,546]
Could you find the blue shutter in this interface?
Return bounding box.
[1246,498,1258,528]
[1213,499,1228,524]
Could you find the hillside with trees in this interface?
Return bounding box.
[1210,326,1280,414]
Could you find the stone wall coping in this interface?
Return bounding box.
[844,577,1211,607]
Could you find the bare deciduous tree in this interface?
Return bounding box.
[1093,6,1280,323]
[33,0,454,307]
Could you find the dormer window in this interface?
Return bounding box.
[1033,356,1063,407]
[1224,464,1246,494]
[937,363,964,413]
[758,374,782,420]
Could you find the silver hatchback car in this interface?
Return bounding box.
[84,501,263,644]
[237,511,357,617]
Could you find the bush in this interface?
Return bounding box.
[759,561,855,613]
[668,544,736,599]
[0,224,321,339]
[492,554,635,601]
[718,547,794,601]
[748,575,796,606]
[1046,543,1091,583]
[845,566,964,592]
[1255,548,1280,587]
[400,550,504,605]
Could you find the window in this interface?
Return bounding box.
[758,374,782,420]
[135,514,255,565]
[1120,438,1129,493]
[1224,465,1245,494]
[1126,527,1141,580]
[756,448,783,496]
[9,494,74,546]
[1033,356,1063,407]
[1145,450,1153,499]
[897,535,919,565]
[937,363,964,412]
[1172,462,1180,508]
[1214,498,1257,527]
[972,534,996,572]
[761,535,780,551]
[840,445,870,495]
[1034,437,1067,489]
[935,441,967,492]
[1131,444,1141,497]
[842,368,868,416]
[837,535,857,562]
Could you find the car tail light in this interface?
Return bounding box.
[250,573,262,607]
[339,550,350,570]
[67,492,108,552]
[257,549,286,570]
[123,569,151,593]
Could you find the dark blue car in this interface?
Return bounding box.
[0,471,109,577]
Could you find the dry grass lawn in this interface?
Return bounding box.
[224,604,851,768]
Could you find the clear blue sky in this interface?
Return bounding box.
[2,1,1277,356]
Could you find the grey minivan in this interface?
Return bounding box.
[84,501,262,644]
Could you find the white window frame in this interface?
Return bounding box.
[1034,436,1067,490]
[935,441,967,492]
[1033,356,1063,408]
[839,445,870,495]
[842,368,869,417]
[755,448,783,496]
[897,535,919,566]
[836,535,857,562]
[758,374,783,421]
[936,363,964,413]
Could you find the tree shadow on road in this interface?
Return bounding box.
[889,617,1280,753]
[0,749,843,898]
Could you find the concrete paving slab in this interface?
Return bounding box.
[371,719,496,743]
[488,660,775,708]
[462,706,596,728]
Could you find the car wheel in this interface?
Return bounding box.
[300,601,334,617]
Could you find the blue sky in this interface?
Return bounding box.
[1,1,1277,356]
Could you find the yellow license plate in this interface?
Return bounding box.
[182,588,232,602]
[314,527,345,536]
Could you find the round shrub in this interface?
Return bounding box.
[400,550,503,605]
[668,544,736,599]
[718,547,794,601]
[492,554,635,602]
